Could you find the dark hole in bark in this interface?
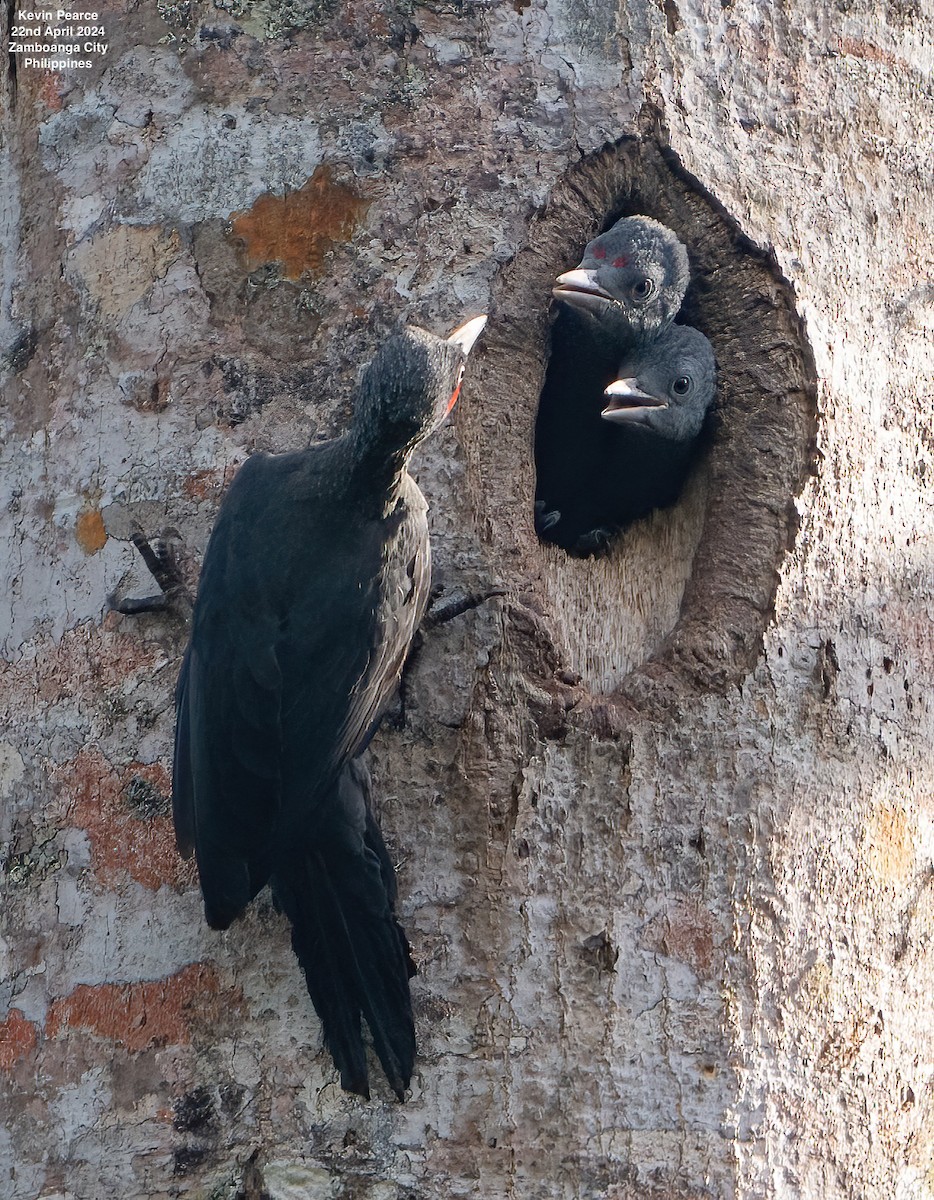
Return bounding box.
[462,132,818,708]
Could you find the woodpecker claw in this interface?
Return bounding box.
[109,592,172,615]
[423,586,506,630]
[108,526,191,616]
[573,526,617,558]
[534,501,562,534]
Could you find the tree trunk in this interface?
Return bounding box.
[2,2,932,1197]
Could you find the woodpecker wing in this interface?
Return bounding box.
[332,473,431,766]
[173,445,394,928]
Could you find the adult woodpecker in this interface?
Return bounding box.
[535,216,691,554]
[534,323,716,555]
[173,315,487,1100]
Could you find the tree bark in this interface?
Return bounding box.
[1,1,932,1197]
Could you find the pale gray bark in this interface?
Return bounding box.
[1,1,932,1197]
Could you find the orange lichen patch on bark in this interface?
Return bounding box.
[183,469,223,501]
[46,964,239,1052]
[35,70,65,111]
[230,165,370,279]
[51,747,192,890]
[641,899,720,977]
[865,803,914,890]
[835,37,902,71]
[182,463,239,501]
[75,508,108,554]
[0,622,165,711]
[0,1009,40,1069]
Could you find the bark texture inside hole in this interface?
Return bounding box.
[464,132,819,703]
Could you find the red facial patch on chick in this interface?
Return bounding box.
[612,255,629,268]
[592,245,607,260]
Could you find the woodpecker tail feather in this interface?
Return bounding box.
[270,785,416,1101]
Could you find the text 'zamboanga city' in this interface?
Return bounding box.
[10,9,108,69]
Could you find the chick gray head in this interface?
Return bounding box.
[553,215,689,345]
[601,323,715,442]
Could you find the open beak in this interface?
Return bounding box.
[601,377,668,423]
[552,269,614,313]
[447,314,488,356]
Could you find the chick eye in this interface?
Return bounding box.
[671,375,692,396]
[630,277,655,302]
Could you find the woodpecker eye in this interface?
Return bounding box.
[671,375,692,396]
[446,365,466,413]
[630,277,655,302]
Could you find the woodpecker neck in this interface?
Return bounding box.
[345,333,452,497]
[343,412,422,522]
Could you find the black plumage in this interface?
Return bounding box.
[173,315,486,1100]
[535,216,698,556]
[534,323,716,555]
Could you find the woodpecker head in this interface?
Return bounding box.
[600,324,716,442]
[355,315,487,456]
[553,215,689,344]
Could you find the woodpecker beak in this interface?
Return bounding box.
[447,314,488,357]
[552,269,614,314]
[601,378,668,423]
[443,315,486,414]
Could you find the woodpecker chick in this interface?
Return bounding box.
[535,323,715,556]
[552,215,689,347]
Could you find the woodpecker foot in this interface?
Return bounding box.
[108,526,191,615]
[386,586,506,729]
[534,500,562,535]
[571,526,618,558]
[422,586,506,631]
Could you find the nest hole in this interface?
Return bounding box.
[463,135,818,702]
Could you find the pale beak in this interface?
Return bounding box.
[447,314,488,356]
[601,377,667,423]
[552,269,614,313]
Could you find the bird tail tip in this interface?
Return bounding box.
[272,843,415,1101]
